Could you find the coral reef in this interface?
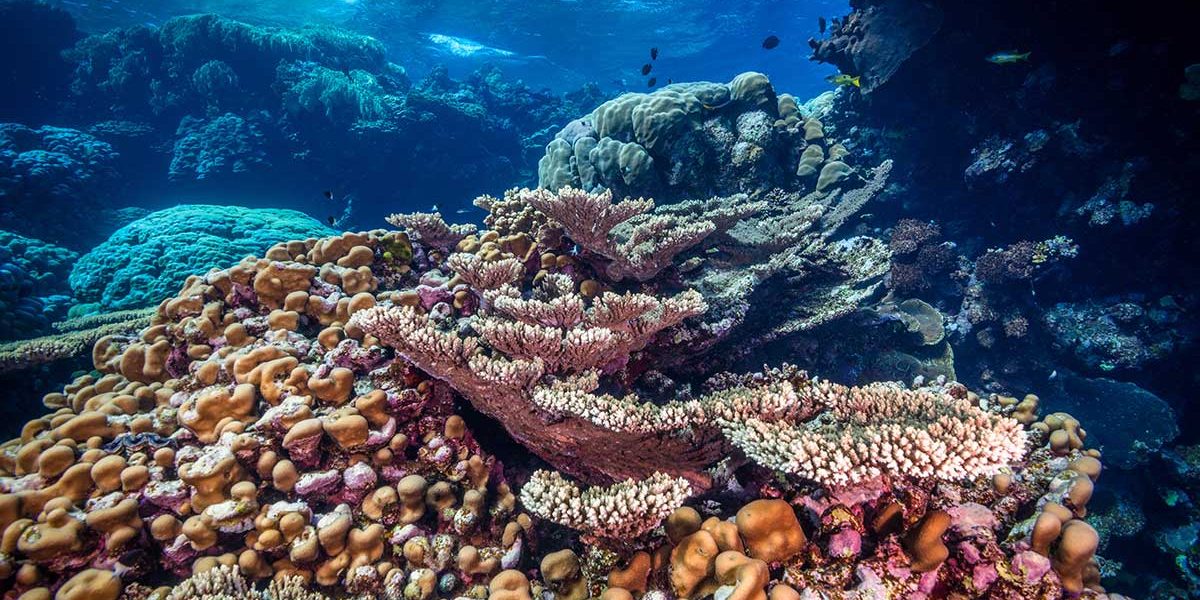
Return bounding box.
[0,187,1121,600]
[0,124,120,248]
[1043,295,1190,373]
[69,205,334,312]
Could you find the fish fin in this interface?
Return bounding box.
[851,75,861,87]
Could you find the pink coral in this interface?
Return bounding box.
[722,380,1027,487]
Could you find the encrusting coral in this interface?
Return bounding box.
[0,185,1120,599]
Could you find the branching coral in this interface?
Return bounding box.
[722,380,1026,487]
[385,212,477,251]
[520,186,714,281]
[349,282,718,486]
[518,470,692,541]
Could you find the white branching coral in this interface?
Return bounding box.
[385,211,477,250]
[519,186,715,281]
[446,253,525,290]
[721,380,1027,487]
[531,376,802,435]
[519,470,692,540]
[165,565,257,600]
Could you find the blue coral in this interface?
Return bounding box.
[169,113,269,180]
[0,124,120,246]
[0,231,77,340]
[69,204,334,312]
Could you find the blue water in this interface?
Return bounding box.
[53,0,842,97]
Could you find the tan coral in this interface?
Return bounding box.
[735,500,805,563]
[903,510,951,572]
[55,568,121,600]
[670,529,720,599]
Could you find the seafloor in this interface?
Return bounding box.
[0,0,1196,599]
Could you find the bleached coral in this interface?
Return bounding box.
[722,380,1027,487]
[518,470,692,540]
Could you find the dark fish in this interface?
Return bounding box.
[647,77,657,87]
[762,35,780,50]
[323,190,334,200]
[327,216,336,225]
[641,63,653,75]
[651,47,659,60]
[818,17,826,34]
[667,78,673,84]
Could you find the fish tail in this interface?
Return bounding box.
[850,75,861,87]
[1019,52,1031,61]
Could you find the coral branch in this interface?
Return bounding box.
[721,380,1027,487]
[518,470,692,540]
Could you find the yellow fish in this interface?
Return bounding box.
[826,73,861,88]
[986,50,1031,64]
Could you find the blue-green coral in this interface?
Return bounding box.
[68,204,333,311]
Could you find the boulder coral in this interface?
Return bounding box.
[0,188,1118,599]
[69,204,334,312]
[538,72,865,202]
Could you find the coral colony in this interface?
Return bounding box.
[0,180,1117,599]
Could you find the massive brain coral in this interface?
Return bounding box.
[68,204,334,312]
[0,188,1122,599]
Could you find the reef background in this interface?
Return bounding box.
[0,0,1197,597]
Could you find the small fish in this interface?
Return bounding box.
[431,204,440,212]
[455,208,469,214]
[818,16,826,34]
[762,35,780,50]
[986,50,1031,64]
[666,78,673,84]
[323,190,334,200]
[650,47,659,60]
[1108,40,1130,57]
[647,77,657,87]
[826,73,861,87]
[641,63,653,76]
[1048,370,1058,381]
[327,216,336,225]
